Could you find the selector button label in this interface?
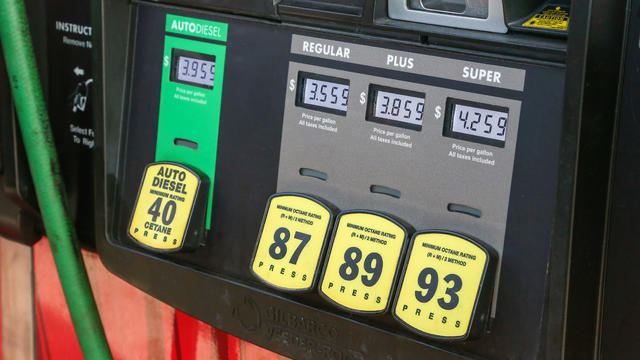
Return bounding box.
[393,231,492,340]
[251,194,334,292]
[319,211,408,314]
[129,162,201,251]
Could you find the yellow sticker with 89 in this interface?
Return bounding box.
[251,194,333,291]
[129,162,200,251]
[320,211,408,313]
[393,232,488,339]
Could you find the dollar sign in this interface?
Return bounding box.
[434,106,442,119]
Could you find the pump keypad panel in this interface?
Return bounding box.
[104,4,566,359]
[278,59,521,320]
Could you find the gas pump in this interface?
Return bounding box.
[0,51,42,244]
[92,0,625,359]
[599,0,640,357]
[0,0,98,247]
[0,0,47,244]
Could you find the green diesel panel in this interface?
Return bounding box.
[156,17,227,229]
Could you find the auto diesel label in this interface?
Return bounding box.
[165,14,228,42]
[129,162,201,250]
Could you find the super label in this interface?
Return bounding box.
[251,194,334,292]
[393,231,493,340]
[319,211,408,314]
[129,162,201,251]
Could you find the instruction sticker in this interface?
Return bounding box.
[129,162,201,251]
[251,194,334,292]
[319,211,408,314]
[522,6,570,31]
[393,231,491,340]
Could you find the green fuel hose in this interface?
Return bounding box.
[0,1,112,358]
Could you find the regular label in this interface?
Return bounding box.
[393,232,489,339]
[522,6,570,31]
[251,194,334,291]
[320,212,408,313]
[129,163,200,250]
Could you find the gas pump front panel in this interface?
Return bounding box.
[102,2,565,359]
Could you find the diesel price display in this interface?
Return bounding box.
[296,72,350,115]
[170,49,216,89]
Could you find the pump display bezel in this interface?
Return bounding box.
[295,71,350,116]
[365,84,425,131]
[169,48,216,90]
[443,98,509,148]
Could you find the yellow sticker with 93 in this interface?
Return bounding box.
[319,211,409,314]
[393,231,490,340]
[251,193,334,292]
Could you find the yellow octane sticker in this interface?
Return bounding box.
[251,194,333,291]
[320,212,407,313]
[393,232,487,339]
[129,163,200,250]
[522,6,569,31]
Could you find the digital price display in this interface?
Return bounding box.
[443,99,509,148]
[366,85,425,131]
[393,231,497,340]
[319,211,409,314]
[251,193,335,292]
[295,72,350,115]
[170,49,216,89]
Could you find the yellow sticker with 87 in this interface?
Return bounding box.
[393,232,489,339]
[251,194,333,292]
[320,211,408,314]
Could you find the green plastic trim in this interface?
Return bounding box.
[156,28,227,229]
